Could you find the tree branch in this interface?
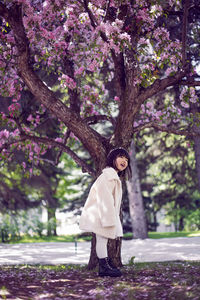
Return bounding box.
[82,0,125,97]
[103,0,111,22]
[82,0,110,44]
[55,128,71,165]
[83,114,116,126]
[83,0,98,27]
[133,121,197,138]
[178,79,200,87]
[1,3,105,166]
[182,0,190,65]
[63,49,81,115]
[138,68,188,104]
[0,2,9,19]
[1,134,95,176]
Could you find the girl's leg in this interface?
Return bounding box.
[96,234,108,259]
[96,234,122,277]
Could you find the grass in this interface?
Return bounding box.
[0,261,200,299]
[123,230,200,240]
[7,234,85,244]
[149,230,200,238]
[5,230,200,244]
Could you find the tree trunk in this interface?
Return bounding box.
[190,104,200,191]
[126,140,148,239]
[179,216,184,231]
[47,207,57,236]
[87,234,123,270]
[193,126,200,191]
[108,238,123,267]
[87,234,98,270]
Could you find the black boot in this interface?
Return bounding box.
[98,257,122,277]
[108,258,122,276]
[108,258,118,269]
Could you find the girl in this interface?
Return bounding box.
[79,147,132,277]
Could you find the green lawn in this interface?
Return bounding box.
[124,230,200,240]
[5,230,200,244]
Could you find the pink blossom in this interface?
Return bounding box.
[75,66,84,76]
[84,85,90,91]
[133,77,141,86]
[35,115,40,124]
[8,103,20,112]
[61,75,76,90]
[114,96,120,102]
[28,155,33,162]
[0,0,196,165]
[55,137,63,143]
[154,27,170,42]
[11,129,20,137]
[1,113,6,120]
[27,114,34,122]
[119,33,131,42]
[34,144,41,154]
[0,129,9,139]
[146,102,154,109]
[180,87,198,104]
[166,67,175,76]
[70,132,78,141]
[180,101,189,108]
[173,118,180,123]
[138,37,147,46]
[154,111,163,119]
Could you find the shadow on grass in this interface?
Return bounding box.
[0,261,200,300]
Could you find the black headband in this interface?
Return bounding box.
[107,147,129,157]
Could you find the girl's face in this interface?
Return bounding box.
[115,155,128,172]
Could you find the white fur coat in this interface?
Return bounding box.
[79,167,123,239]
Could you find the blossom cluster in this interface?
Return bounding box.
[60,75,77,90]
[180,87,198,108]
[134,92,194,129]
[0,0,197,173]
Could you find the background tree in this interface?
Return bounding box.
[135,128,199,230]
[0,165,41,212]
[0,89,67,236]
[127,140,147,238]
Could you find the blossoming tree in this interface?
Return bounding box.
[0,0,200,267]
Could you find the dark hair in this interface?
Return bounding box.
[106,147,132,180]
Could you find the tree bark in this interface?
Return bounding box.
[193,125,200,190]
[87,235,123,269]
[108,238,123,267]
[87,234,98,270]
[126,140,148,239]
[47,207,57,236]
[191,105,200,191]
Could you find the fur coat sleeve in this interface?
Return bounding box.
[95,172,116,227]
